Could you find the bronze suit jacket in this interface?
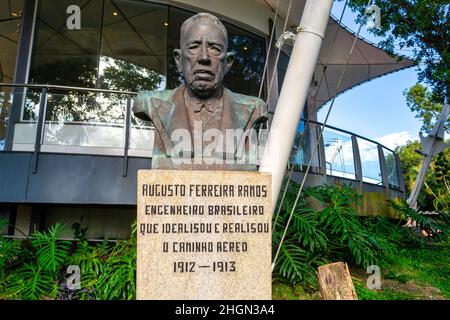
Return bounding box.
[133,84,268,170]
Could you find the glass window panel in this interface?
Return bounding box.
[21,2,267,156]
[383,148,400,189]
[98,0,168,156]
[288,120,322,173]
[12,89,41,147]
[42,91,126,151]
[289,120,306,170]
[99,0,168,92]
[357,138,382,185]
[324,128,355,179]
[28,0,102,91]
[223,23,265,97]
[277,51,289,94]
[0,89,13,150]
[0,0,24,150]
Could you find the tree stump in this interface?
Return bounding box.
[318,262,358,300]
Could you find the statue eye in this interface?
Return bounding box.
[209,45,222,55]
[187,43,200,51]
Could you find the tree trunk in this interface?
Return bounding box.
[318,262,358,300]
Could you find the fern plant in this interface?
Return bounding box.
[0,223,70,300]
[3,264,58,300]
[32,223,70,273]
[66,240,107,300]
[273,182,380,287]
[94,221,137,300]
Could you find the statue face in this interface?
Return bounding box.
[174,19,234,98]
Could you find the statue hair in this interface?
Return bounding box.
[180,13,228,49]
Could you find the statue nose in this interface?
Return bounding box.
[198,44,210,64]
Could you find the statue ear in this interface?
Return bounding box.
[173,49,182,74]
[225,52,235,73]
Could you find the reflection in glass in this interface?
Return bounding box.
[21,1,265,156]
[324,129,355,179]
[288,120,323,173]
[357,138,382,185]
[0,0,24,150]
[29,0,102,89]
[99,0,167,92]
[277,51,290,94]
[383,148,400,189]
[224,26,265,97]
[98,0,168,146]
[42,91,126,149]
[0,90,13,150]
[289,120,306,169]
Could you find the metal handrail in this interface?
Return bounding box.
[0,83,138,176]
[1,82,401,186]
[299,118,402,189]
[0,82,403,153]
[0,82,138,95]
[301,118,396,154]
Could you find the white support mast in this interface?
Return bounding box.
[407,104,450,209]
[259,0,334,211]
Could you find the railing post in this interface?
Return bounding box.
[351,135,363,194]
[122,97,132,177]
[395,154,406,194]
[317,123,327,177]
[32,87,48,174]
[351,136,362,182]
[377,145,390,195]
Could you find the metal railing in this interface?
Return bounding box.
[0,83,139,176]
[0,82,404,190]
[292,119,404,190]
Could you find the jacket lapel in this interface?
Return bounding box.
[221,88,257,156]
[151,86,190,156]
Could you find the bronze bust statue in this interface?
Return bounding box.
[133,13,267,170]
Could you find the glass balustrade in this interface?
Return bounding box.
[383,147,401,189]
[323,128,356,180]
[2,83,401,191]
[357,138,383,185]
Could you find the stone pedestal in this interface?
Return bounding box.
[137,170,272,300]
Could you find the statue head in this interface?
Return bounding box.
[173,13,235,99]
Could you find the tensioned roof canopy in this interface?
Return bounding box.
[259,0,415,108]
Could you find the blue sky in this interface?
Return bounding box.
[318,1,423,150]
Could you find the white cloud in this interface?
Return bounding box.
[376,131,416,150]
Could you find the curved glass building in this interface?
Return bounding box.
[0,0,414,239]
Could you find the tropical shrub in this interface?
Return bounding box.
[272,183,380,289]
[0,223,69,299]
[0,221,137,300]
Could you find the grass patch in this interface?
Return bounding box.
[382,243,450,298]
[272,281,319,300]
[272,241,450,300]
